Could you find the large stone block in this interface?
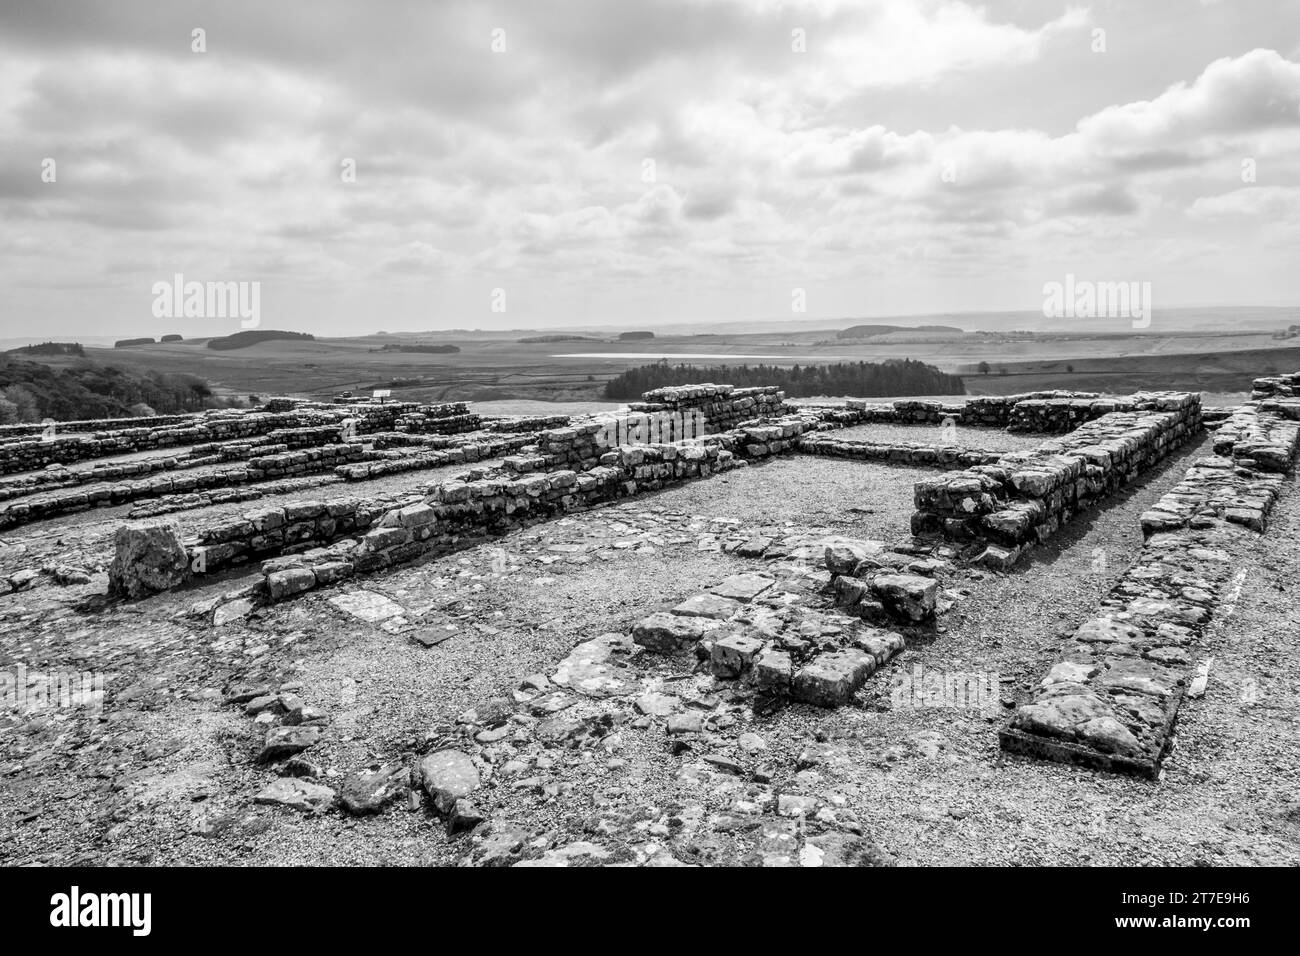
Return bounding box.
[108,523,190,599]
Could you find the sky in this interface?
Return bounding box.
[1,0,1299,337]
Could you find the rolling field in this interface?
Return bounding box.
[18,324,1300,406]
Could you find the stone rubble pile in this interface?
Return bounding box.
[630,566,908,707]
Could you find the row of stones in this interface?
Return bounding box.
[0,443,363,532]
[1000,522,1244,778]
[1140,455,1287,535]
[911,393,1201,567]
[393,411,483,435]
[1251,370,1300,399]
[0,399,480,474]
[794,433,1002,470]
[481,414,572,433]
[0,430,534,534]
[1211,403,1300,472]
[332,434,534,480]
[1001,414,1299,778]
[128,474,345,520]
[0,405,413,475]
[625,385,788,432]
[0,422,384,503]
[800,390,1096,431]
[0,411,198,437]
[180,433,545,576]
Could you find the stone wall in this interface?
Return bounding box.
[1211,403,1300,472]
[0,413,197,437]
[800,391,1098,431]
[626,384,788,432]
[961,391,1099,427]
[1251,371,1300,399]
[0,406,421,475]
[795,434,1002,470]
[999,523,1242,777]
[911,393,1201,567]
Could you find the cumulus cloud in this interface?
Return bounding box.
[0,1,1298,331]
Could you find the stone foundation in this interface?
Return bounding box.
[911,392,1201,566]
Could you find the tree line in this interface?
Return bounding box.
[602,359,965,399]
[0,356,221,423]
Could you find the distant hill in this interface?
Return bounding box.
[7,342,85,357]
[837,324,963,339]
[207,330,315,351]
[618,331,655,341]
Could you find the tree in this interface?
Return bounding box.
[1066,364,1075,374]
[2,385,39,422]
[978,361,990,375]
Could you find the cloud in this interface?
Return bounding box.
[1,2,1298,330]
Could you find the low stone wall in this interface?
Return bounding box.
[795,434,1001,470]
[800,391,1098,431]
[482,415,572,433]
[1141,456,1287,535]
[626,384,788,433]
[1211,404,1300,472]
[963,391,1099,428]
[393,403,482,435]
[911,393,1201,567]
[334,434,533,480]
[999,523,1242,777]
[187,495,401,575]
[0,413,197,437]
[0,406,421,475]
[1251,371,1300,399]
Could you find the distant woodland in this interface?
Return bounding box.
[603,359,965,399]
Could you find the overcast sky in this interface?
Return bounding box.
[2,0,1299,337]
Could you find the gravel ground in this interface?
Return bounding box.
[3,432,1297,867]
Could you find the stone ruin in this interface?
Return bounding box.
[7,372,1299,805]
